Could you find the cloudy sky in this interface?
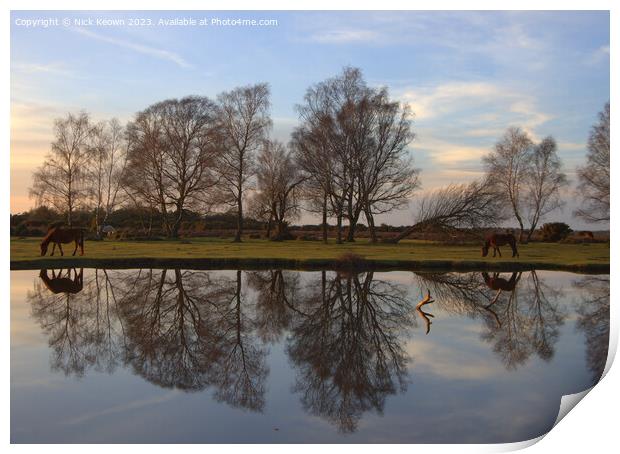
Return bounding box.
[10,10,610,228]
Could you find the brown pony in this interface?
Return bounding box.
[40,227,85,256]
[481,233,519,258]
[39,269,84,294]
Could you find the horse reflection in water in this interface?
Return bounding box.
[26,267,598,434]
[39,269,83,294]
[413,270,566,369]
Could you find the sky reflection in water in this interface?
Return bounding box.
[10,268,609,443]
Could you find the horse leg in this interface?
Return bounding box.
[72,240,78,256]
[58,243,64,256]
[50,243,56,256]
[80,232,84,256]
[497,246,502,257]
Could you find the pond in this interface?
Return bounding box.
[10,268,609,443]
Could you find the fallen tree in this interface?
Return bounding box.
[387,179,505,243]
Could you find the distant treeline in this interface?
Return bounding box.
[10,205,412,238]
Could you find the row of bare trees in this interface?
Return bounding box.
[29,68,609,241]
[30,68,419,241]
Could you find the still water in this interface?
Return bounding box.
[11,268,609,443]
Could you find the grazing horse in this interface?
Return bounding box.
[40,227,85,256]
[39,269,84,294]
[481,233,519,258]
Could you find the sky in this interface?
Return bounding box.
[10,10,610,228]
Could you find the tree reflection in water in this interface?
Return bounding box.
[574,276,610,384]
[26,267,605,433]
[285,270,414,433]
[29,268,124,376]
[412,270,566,369]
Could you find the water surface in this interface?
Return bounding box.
[11,268,609,443]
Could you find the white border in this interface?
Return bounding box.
[4,1,617,452]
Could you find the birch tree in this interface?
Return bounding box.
[575,102,610,223]
[30,111,93,226]
[214,83,272,242]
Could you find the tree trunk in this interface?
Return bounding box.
[160,201,171,237]
[526,228,534,242]
[517,221,525,244]
[526,218,539,243]
[336,213,343,244]
[147,208,153,238]
[322,193,328,244]
[274,220,288,240]
[171,221,181,238]
[234,193,243,242]
[366,208,377,243]
[94,206,102,239]
[266,216,272,240]
[346,196,355,242]
[346,221,356,242]
[171,204,183,238]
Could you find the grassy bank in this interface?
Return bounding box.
[10,236,610,272]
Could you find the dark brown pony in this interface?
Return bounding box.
[39,269,84,294]
[40,227,85,256]
[481,233,519,258]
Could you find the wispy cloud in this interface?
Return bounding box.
[399,81,552,135]
[73,28,192,69]
[311,28,379,44]
[585,45,610,65]
[12,61,76,77]
[61,391,178,426]
[396,80,552,181]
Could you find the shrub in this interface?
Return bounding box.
[540,222,572,242]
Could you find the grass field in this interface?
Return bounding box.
[10,236,610,272]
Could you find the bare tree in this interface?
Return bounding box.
[213,84,272,242]
[355,89,419,242]
[390,178,505,243]
[125,96,219,237]
[293,68,368,244]
[575,102,610,223]
[30,111,93,226]
[483,127,533,242]
[88,118,130,237]
[252,140,306,240]
[291,121,335,243]
[294,67,418,243]
[523,136,568,241]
